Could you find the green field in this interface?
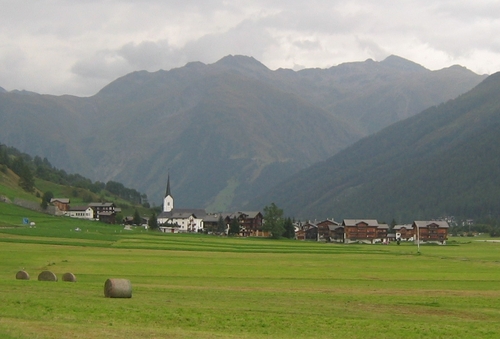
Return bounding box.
[1,203,500,338]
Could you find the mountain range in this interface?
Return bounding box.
[0,55,487,211]
[252,72,500,222]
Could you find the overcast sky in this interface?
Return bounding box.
[1,0,499,96]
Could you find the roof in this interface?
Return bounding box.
[393,224,412,230]
[237,211,262,218]
[413,220,449,228]
[342,219,379,226]
[328,225,344,231]
[377,223,389,229]
[50,198,70,204]
[165,174,172,198]
[88,202,115,207]
[67,205,92,211]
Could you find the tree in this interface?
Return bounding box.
[282,217,295,239]
[148,212,158,230]
[40,191,54,210]
[18,163,35,192]
[217,215,226,234]
[263,203,285,239]
[133,209,142,225]
[229,217,240,236]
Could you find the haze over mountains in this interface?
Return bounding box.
[0,55,487,212]
[253,72,500,222]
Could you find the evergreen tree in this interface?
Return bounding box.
[133,209,142,225]
[18,163,35,192]
[229,217,240,236]
[148,212,158,230]
[282,217,295,239]
[217,215,226,234]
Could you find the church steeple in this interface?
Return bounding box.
[163,173,174,212]
[165,174,172,198]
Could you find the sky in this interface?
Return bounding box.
[1,0,499,96]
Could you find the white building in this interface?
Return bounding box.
[157,174,206,232]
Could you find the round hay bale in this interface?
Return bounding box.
[16,270,30,280]
[62,272,77,282]
[104,279,132,298]
[38,270,58,282]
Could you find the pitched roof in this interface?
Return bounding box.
[413,221,450,228]
[67,205,92,211]
[50,198,70,204]
[393,224,412,230]
[165,173,172,198]
[342,219,379,226]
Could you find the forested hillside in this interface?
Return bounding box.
[251,73,500,222]
[0,143,149,208]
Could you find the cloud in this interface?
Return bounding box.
[1,0,500,95]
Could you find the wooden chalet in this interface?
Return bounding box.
[296,222,318,240]
[50,198,70,211]
[393,224,414,241]
[224,211,266,237]
[317,219,340,240]
[343,219,388,244]
[88,202,116,224]
[412,221,449,244]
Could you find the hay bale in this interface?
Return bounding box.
[16,270,30,280]
[104,279,132,298]
[38,270,58,282]
[62,272,77,282]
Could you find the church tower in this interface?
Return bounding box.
[163,174,174,212]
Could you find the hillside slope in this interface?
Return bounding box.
[250,73,500,222]
[0,55,487,210]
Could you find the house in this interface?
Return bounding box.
[156,174,206,232]
[328,225,345,243]
[412,221,449,244]
[296,221,318,240]
[224,211,265,237]
[393,224,414,241]
[88,202,116,224]
[64,206,93,220]
[343,219,388,244]
[317,219,339,240]
[50,198,70,211]
[202,214,225,234]
[316,219,342,241]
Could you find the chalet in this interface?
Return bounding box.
[202,214,224,234]
[224,211,265,237]
[296,222,318,240]
[317,219,340,240]
[50,198,70,211]
[343,219,388,244]
[413,221,449,244]
[88,202,116,223]
[64,206,93,220]
[328,225,345,243]
[393,224,414,241]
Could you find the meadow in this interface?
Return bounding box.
[1,204,500,338]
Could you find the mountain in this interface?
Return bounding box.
[0,55,487,210]
[249,73,500,222]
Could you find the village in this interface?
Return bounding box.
[49,176,450,245]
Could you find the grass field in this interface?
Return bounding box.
[1,204,500,338]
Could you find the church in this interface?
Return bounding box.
[157,175,207,233]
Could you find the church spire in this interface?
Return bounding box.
[163,173,174,212]
[165,173,172,198]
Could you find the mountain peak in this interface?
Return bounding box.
[380,55,427,72]
[214,55,270,72]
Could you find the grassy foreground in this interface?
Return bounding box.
[1,209,500,338]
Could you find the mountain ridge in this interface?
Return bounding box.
[0,55,488,211]
[249,72,500,222]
